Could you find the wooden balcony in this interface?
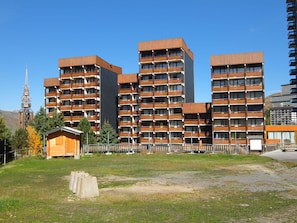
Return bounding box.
[72,72,84,77]
[154,103,168,108]
[87,116,98,121]
[119,89,133,94]
[154,138,169,144]
[72,83,84,88]
[84,104,98,110]
[118,121,131,127]
[184,132,198,137]
[45,92,58,97]
[119,111,131,115]
[84,82,99,88]
[213,126,229,131]
[140,126,153,131]
[229,99,245,104]
[60,84,71,89]
[72,116,84,121]
[64,116,71,121]
[140,92,154,97]
[72,94,85,99]
[229,112,246,118]
[184,120,199,125]
[140,103,154,108]
[169,126,183,132]
[60,105,72,111]
[72,105,84,110]
[229,126,246,131]
[247,125,264,131]
[140,68,153,74]
[199,119,212,125]
[154,126,169,132]
[246,111,264,117]
[169,114,183,120]
[245,71,262,77]
[170,138,183,144]
[213,112,229,118]
[154,91,168,97]
[230,139,247,144]
[60,73,71,79]
[168,55,183,60]
[154,68,168,73]
[212,99,228,105]
[213,139,230,144]
[246,85,263,91]
[246,98,263,104]
[168,102,182,108]
[212,73,227,79]
[168,79,183,84]
[139,79,153,85]
[45,102,58,107]
[139,57,153,63]
[119,100,132,105]
[140,114,153,120]
[168,67,183,72]
[212,86,228,92]
[84,93,99,99]
[228,72,244,78]
[154,114,168,120]
[229,86,245,91]
[168,91,183,96]
[153,56,167,61]
[154,79,168,85]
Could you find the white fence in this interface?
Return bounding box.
[81,143,277,155]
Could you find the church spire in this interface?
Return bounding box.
[18,65,33,129]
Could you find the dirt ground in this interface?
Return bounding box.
[98,163,297,222]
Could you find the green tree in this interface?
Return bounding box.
[265,109,270,125]
[30,107,64,136]
[77,117,97,144]
[99,121,118,144]
[0,116,11,141]
[11,128,28,156]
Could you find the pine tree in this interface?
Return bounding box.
[77,117,97,144]
[0,116,10,141]
[99,121,118,144]
[11,128,28,155]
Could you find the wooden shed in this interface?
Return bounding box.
[46,127,83,159]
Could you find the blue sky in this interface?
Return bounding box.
[0,0,288,113]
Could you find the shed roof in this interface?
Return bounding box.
[46,126,83,136]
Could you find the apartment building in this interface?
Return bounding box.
[118,73,140,144]
[44,55,122,133]
[183,103,212,144]
[287,0,297,110]
[211,52,265,145]
[138,38,194,146]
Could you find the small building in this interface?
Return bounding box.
[46,126,83,159]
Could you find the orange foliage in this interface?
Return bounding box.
[26,126,42,155]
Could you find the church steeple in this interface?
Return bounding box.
[18,66,34,129]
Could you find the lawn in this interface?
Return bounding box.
[0,153,296,222]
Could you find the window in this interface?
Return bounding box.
[120,84,130,89]
[142,121,153,127]
[169,49,182,56]
[141,109,153,115]
[142,86,153,92]
[63,100,71,106]
[141,75,152,80]
[214,132,229,139]
[155,109,167,115]
[185,126,198,132]
[214,119,228,126]
[247,105,263,112]
[86,99,95,105]
[213,93,228,100]
[230,92,245,99]
[155,120,167,127]
[170,108,182,114]
[169,97,183,103]
[230,119,246,126]
[73,100,83,106]
[63,90,71,95]
[169,85,183,91]
[184,114,198,119]
[155,73,167,80]
[74,89,83,95]
[155,85,167,92]
[170,120,182,127]
[73,78,83,84]
[142,98,153,103]
[120,95,130,100]
[120,127,130,133]
[171,132,183,138]
[169,61,183,68]
[86,88,96,94]
[62,79,71,85]
[154,50,167,57]
[230,105,245,112]
[141,51,152,58]
[246,91,263,99]
[120,105,130,111]
[121,116,130,122]
[141,64,153,70]
[246,64,262,72]
[155,63,167,68]
[248,118,263,125]
[155,97,167,103]
[229,65,244,73]
[169,73,183,80]
[86,111,96,117]
[213,106,228,113]
[213,80,227,87]
[213,66,227,74]
[231,132,246,139]
[229,79,245,86]
[246,78,262,85]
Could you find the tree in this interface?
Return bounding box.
[99,121,118,144]
[26,126,42,155]
[77,117,97,144]
[0,115,11,141]
[11,128,28,156]
[265,109,270,125]
[30,107,64,136]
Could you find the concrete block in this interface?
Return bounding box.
[69,171,99,198]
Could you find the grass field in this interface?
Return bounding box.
[0,153,296,223]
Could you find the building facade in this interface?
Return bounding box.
[137,38,194,146]
[287,0,297,109]
[270,83,297,125]
[44,55,122,133]
[211,52,265,145]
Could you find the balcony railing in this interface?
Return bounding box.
[290,68,297,76]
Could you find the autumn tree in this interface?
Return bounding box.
[99,121,118,144]
[77,117,97,144]
[26,126,42,155]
